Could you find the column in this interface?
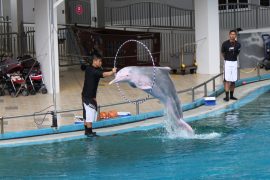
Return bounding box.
[34,0,60,94]
[10,0,23,57]
[194,0,220,74]
[90,0,105,28]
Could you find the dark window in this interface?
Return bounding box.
[219,0,227,4]
[228,0,238,10]
[219,0,248,10]
[239,0,248,8]
[260,0,270,6]
[219,0,227,10]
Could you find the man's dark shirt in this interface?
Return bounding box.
[221,40,241,61]
[82,66,103,101]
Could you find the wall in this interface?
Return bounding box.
[238,28,270,68]
[2,0,10,19]
[22,0,66,24]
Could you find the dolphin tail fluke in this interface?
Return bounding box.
[177,119,194,135]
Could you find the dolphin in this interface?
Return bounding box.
[109,66,194,135]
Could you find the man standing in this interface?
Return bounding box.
[221,30,241,102]
[82,54,117,136]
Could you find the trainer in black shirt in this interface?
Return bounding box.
[82,54,117,136]
[82,66,103,100]
[221,39,241,61]
[221,30,241,102]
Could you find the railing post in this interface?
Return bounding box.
[136,101,140,115]
[256,6,259,29]
[204,83,207,97]
[148,2,152,26]
[97,105,101,117]
[110,8,113,26]
[32,33,35,57]
[213,78,216,92]
[238,67,240,80]
[0,116,4,134]
[233,5,236,29]
[192,88,195,102]
[6,16,10,53]
[257,63,261,77]
[169,6,172,27]
[51,111,58,128]
[129,5,132,26]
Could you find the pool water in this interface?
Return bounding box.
[1,92,270,179]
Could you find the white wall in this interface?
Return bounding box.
[22,0,66,24]
[195,0,220,74]
[35,0,60,94]
[2,0,10,19]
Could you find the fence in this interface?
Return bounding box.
[219,3,270,29]
[1,3,269,66]
[105,2,270,30]
[0,71,225,135]
[105,2,194,29]
[108,27,195,65]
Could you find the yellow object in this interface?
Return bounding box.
[181,64,186,68]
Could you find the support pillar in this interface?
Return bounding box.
[10,0,23,57]
[34,0,60,94]
[90,0,105,28]
[194,0,220,74]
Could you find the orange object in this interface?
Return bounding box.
[99,112,108,119]
[108,110,118,118]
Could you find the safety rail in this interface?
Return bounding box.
[219,3,270,29]
[0,64,264,134]
[0,71,226,134]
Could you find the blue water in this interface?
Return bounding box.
[1,92,270,179]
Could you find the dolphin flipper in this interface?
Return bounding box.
[129,82,137,88]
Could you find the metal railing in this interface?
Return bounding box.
[0,71,224,134]
[105,2,194,29]
[0,63,265,135]
[219,3,270,29]
[0,16,11,34]
[0,32,18,55]
[105,2,270,30]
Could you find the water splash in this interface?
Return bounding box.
[163,110,221,140]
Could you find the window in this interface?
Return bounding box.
[219,0,249,10]
[219,0,227,10]
[260,0,270,6]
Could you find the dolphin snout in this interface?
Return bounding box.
[109,79,117,85]
[109,75,127,85]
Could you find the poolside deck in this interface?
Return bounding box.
[0,66,269,146]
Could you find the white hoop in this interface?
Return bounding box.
[113,39,156,104]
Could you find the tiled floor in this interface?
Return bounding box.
[0,66,268,133]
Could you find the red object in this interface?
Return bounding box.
[12,79,25,84]
[242,81,247,85]
[30,75,42,81]
[75,4,83,15]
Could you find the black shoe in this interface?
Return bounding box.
[85,132,97,137]
[223,97,229,102]
[230,96,238,100]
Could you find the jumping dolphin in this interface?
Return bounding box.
[109,66,194,135]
